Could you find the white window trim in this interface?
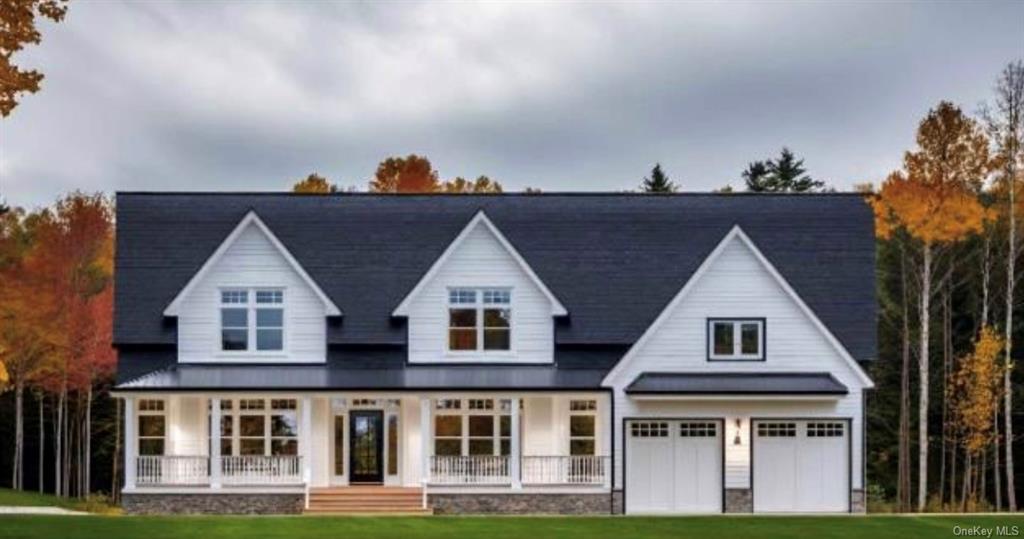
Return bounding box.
[568,399,598,456]
[432,398,513,457]
[137,399,166,456]
[707,318,765,361]
[445,287,515,356]
[218,398,299,457]
[216,287,288,358]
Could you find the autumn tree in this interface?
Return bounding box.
[640,163,678,193]
[369,155,440,193]
[0,0,69,117]
[952,326,1004,510]
[743,148,825,192]
[871,101,991,511]
[291,173,337,194]
[441,175,503,193]
[981,59,1024,511]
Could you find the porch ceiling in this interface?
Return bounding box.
[114,364,607,391]
[624,371,848,396]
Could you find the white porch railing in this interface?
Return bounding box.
[135,455,303,486]
[429,456,511,485]
[221,455,303,485]
[136,456,209,486]
[521,456,610,485]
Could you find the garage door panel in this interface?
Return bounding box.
[627,420,722,514]
[754,420,848,513]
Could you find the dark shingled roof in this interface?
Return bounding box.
[625,372,848,395]
[116,364,607,391]
[114,193,877,361]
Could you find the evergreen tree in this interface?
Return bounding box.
[640,163,677,193]
[743,148,825,192]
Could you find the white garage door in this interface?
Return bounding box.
[753,420,849,513]
[626,420,722,513]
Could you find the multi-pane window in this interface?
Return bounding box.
[448,288,511,352]
[757,422,797,437]
[807,422,845,437]
[630,421,669,438]
[433,398,512,456]
[708,319,764,360]
[137,399,166,456]
[569,400,597,455]
[217,398,298,456]
[220,288,285,352]
[679,421,718,437]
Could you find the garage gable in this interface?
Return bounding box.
[603,225,873,389]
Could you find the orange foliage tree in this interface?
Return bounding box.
[952,326,1004,509]
[291,173,338,194]
[369,155,440,193]
[870,101,992,511]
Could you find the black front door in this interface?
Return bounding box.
[349,410,384,484]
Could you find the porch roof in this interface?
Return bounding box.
[114,364,607,391]
[624,372,848,396]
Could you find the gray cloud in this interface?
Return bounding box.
[1,1,1021,207]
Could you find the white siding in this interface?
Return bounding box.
[176,223,327,363]
[406,224,555,363]
[607,236,867,490]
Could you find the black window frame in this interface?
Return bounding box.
[706,317,766,362]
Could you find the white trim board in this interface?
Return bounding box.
[602,224,874,388]
[163,210,341,317]
[392,210,568,317]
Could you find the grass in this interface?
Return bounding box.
[0,515,1023,539]
[0,488,118,514]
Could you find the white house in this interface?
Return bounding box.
[111,192,876,514]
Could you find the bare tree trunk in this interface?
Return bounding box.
[37,393,44,494]
[996,407,1003,510]
[84,386,91,497]
[54,391,63,497]
[898,248,913,511]
[982,446,988,506]
[962,451,972,512]
[941,285,951,506]
[1007,174,1018,511]
[12,381,23,490]
[919,244,933,512]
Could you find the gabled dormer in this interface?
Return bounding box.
[393,210,566,364]
[164,211,340,363]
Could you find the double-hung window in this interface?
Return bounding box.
[218,398,298,456]
[433,398,513,457]
[137,399,166,456]
[707,318,764,360]
[220,288,284,352]
[448,288,511,352]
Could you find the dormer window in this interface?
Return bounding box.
[707,318,764,361]
[220,288,284,352]
[448,288,511,352]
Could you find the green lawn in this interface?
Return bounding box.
[0,488,78,509]
[0,515,1022,539]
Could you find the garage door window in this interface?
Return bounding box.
[807,422,845,437]
[631,421,669,437]
[679,422,717,437]
[757,422,796,437]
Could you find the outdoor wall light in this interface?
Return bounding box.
[733,418,743,445]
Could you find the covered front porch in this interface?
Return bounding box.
[119,392,612,499]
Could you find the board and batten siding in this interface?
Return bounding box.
[176,223,327,363]
[606,235,868,491]
[405,223,555,363]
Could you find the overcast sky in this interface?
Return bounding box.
[1,1,1022,208]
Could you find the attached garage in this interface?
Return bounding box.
[752,419,850,513]
[625,419,723,514]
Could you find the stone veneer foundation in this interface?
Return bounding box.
[851,489,866,513]
[724,488,752,513]
[122,492,304,515]
[429,492,616,515]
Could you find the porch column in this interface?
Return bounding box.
[301,396,312,485]
[209,397,222,489]
[420,397,431,486]
[124,396,136,490]
[510,397,521,489]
